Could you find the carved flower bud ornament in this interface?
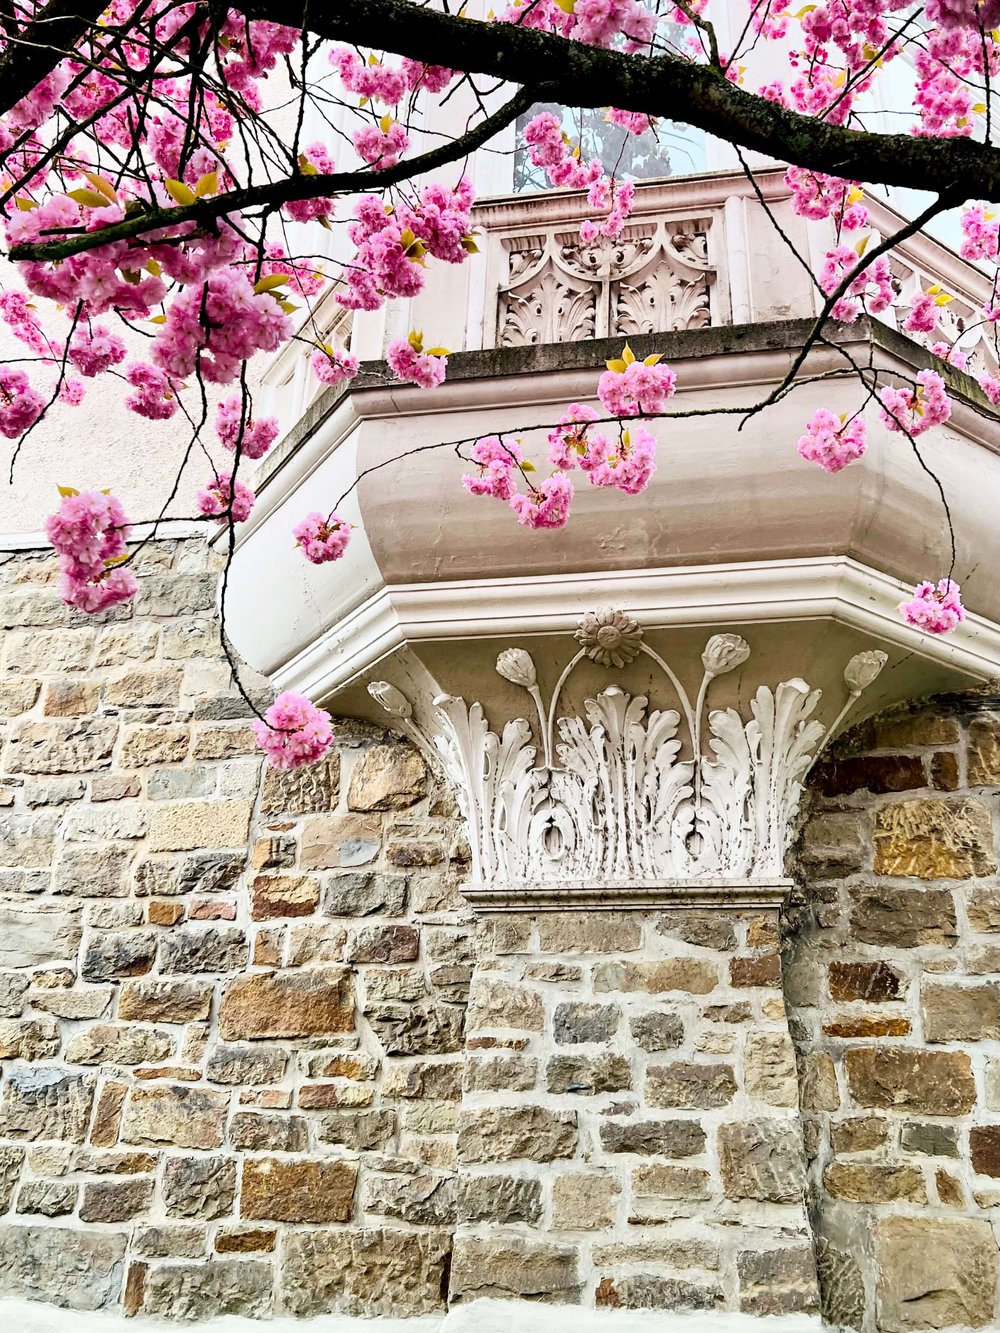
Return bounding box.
[844,649,888,694]
[701,633,751,677]
[368,681,412,718]
[575,608,643,668]
[496,648,537,688]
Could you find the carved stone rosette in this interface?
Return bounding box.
[369,611,887,912]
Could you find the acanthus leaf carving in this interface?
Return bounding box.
[369,613,887,898]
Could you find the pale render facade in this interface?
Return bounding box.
[2,63,1000,1333]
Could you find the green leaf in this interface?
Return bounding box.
[643,353,663,366]
[67,188,109,208]
[253,274,290,293]
[14,196,36,211]
[605,358,627,374]
[164,178,196,206]
[622,342,635,365]
[425,346,450,356]
[56,484,79,497]
[83,172,118,202]
[520,459,537,472]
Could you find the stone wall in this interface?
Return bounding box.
[1,537,999,1330]
[788,696,1000,1332]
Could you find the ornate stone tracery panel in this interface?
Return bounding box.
[369,611,887,908]
[496,217,716,347]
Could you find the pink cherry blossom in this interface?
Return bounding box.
[0,367,46,439]
[878,369,953,436]
[61,564,138,614]
[386,336,447,389]
[462,435,524,500]
[311,347,360,387]
[253,691,335,769]
[899,578,966,634]
[293,512,352,563]
[354,123,409,169]
[509,473,574,529]
[124,363,178,420]
[586,424,657,494]
[598,354,676,417]
[548,404,600,469]
[903,292,938,333]
[797,408,868,472]
[68,325,127,377]
[215,396,280,460]
[196,471,255,524]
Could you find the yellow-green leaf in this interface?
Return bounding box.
[379,113,393,133]
[461,236,480,254]
[520,459,537,472]
[253,274,290,293]
[854,235,870,257]
[643,353,662,366]
[554,0,575,12]
[426,346,450,356]
[164,178,196,206]
[847,186,865,204]
[195,170,218,198]
[67,188,109,208]
[276,299,300,314]
[605,358,627,373]
[57,484,79,497]
[622,342,635,365]
[146,258,161,276]
[149,314,167,324]
[14,196,36,211]
[934,293,954,306]
[407,329,424,352]
[83,171,118,202]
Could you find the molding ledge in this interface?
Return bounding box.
[460,878,794,913]
[273,555,1000,701]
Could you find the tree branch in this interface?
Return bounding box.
[0,0,110,114]
[237,0,1000,202]
[8,86,534,261]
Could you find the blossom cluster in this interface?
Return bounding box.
[253,691,335,769]
[45,488,138,613]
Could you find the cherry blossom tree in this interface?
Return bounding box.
[2,0,997,763]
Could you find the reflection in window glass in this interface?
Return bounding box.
[513,103,706,193]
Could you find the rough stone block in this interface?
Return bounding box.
[163,1155,237,1219]
[922,983,1000,1041]
[450,1235,579,1302]
[456,1174,543,1224]
[875,1217,998,1331]
[348,744,427,811]
[249,874,319,920]
[457,1105,577,1162]
[593,958,718,994]
[553,1001,620,1044]
[147,801,253,852]
[849,884,957,947]
[158,926,248,974]
[281,1228,449,1318]
[0,902,81,968]
[718,1121,806,1202]
[600,1118,705,1158]
[0,1225,126,1310]
[546,1052,631,1095]
[844,1048,976,1114]
[219,968,353,1040]
[141,1260,272,1320]
[824,1163,927,1203]
[874,798,996,879]
[536,912,642,952]
[322,871,407,916]
[118,978,212,1024]
[744,1032,802,1107]
[261,752,341,814]
[121,1085,228,1149]
[647,1061,736,1109]
[829,960,906,1002]
[0,1069,94,1142]
[79,1177,155,1222]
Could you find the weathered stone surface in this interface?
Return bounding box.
[121,1085,227,1148]
[364,1169,455,1225]
[206,1044,288,1086]
[547,1052,631,1095]
[347,923,419,964]
[241,1157,357,1222]
[0,1069,94,1142]
[824,1163,927,1203]
[142,1260,273,1320]
[451,1235,579,1302]
[0,1225,127,1310]
[814,754,925,796]
[322,871,406,916]
[16,1181,76,1216]
[737,1248,819,1317]
[536,913,642,953]
[147,800,253,852]
[873,798,996,879]
[65,1023,173,1065]
[970,1125,1000,1177]
[81,930,156,981]
[120,725,189,767]
[600,1118,705,1158]
[844,1048,976,1114]
[0,1016,60,1060]
[229,1112,308,1153]
[849,884,957,947]
[593,958,718,994]
[656,911,737,950]
[366,1001,463,1056]
[348,744,427,811]
[159,926,248,974]
[315,1109,396,1152]
[163,1156,237,1218]
[118,978,212,1024]
[468,978,543,1032]
[900,1121,958,1157]
[798,810,867,873]
[0,901,81,968]
[829,960,906,1002]
[629,1010,684,1050]
[249,874,319,920]
[0,971,29,1018]
[456,1174,543,1224]
[79,1178,155,1222]
[54,844,132,899]
[968,717,1000,785]
[718,1121,806,1202]
[729,953,782,987]
[647,1061,736,1109]
[7,719,116,774]
[219,968,353,1040]
[922,982,1000,1041]
[262,752,341,814]
[215,1228,276,1254]
[824,1015,911,1038]
[744,1032,800,1106]
[458,1105,577,1162]
[301,817,383,871]
[595,1276,722,1311]
[134,1225,207,1260]
[553,1001,620,1044]
[968,884,1000,932]
[875,1217,998,1331]
[799,1052,841,1112]
[631,1163,711,1202]
[0,1146,24,1212]
[281,1228,449,1318]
